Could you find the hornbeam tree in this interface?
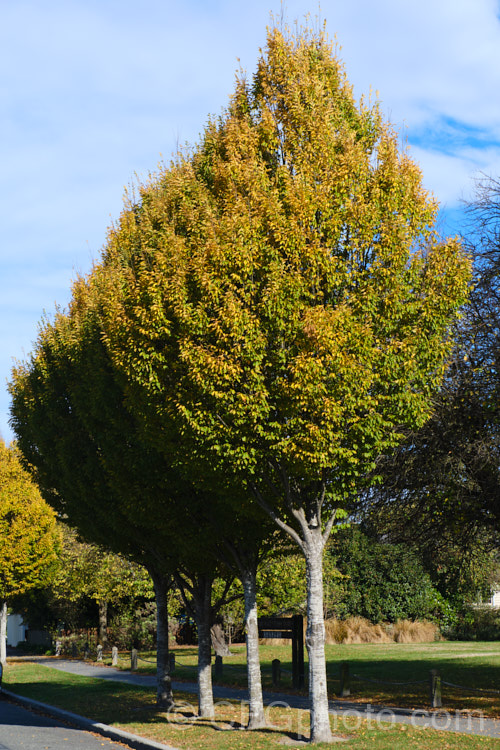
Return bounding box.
[9,275,266,720]
[96,25,469,742]
[9,290,179,706]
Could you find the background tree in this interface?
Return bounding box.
[0,440,60,664]
[9,274,270,720]
[9,289,180,706]
[100,24,470,742]
[327,527,449,624]
[51,524,153,644]
[360,175,500,604]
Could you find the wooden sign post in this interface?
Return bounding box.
[258,615,304,689]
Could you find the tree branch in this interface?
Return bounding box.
[250,481,305,553]
[322,508,338,545]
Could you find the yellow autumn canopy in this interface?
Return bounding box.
[0,439,60,600]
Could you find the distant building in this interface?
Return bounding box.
[7,614,26,646]
[487,588,500,608]
[474,586,500,608]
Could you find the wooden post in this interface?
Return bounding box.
[429,669,442,708]
[340,661,350,697]
[111,646,118,666]
[214,654,223,679]
[272,658,281,687]
[169,653,175,673]
[292,615,304,688]
[131,648,138,671]
[96,644,103,662]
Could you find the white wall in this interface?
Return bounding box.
[7,614,26,647]
[490,590,500,608]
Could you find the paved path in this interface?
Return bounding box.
[9,657,500,740]
[0,696,131,750]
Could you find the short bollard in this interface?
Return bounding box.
[112,646,118,666]
[96,644,103,662]
[169,653,175,673]
[272,658,281,687]
[214,655,223,679]
[429,669,442,708]
[340,661,350,697]
[131,648,138,671]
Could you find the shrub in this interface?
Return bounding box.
[449,606,500,641]
[107,601,157,650]
[323,617,439,644]
[392,619,439,643]
[326,616,391,644]
[328,527,452,624]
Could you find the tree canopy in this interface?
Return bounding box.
[94,25,470,742]
[9,271,272,718]
[0,440,60,601]
[0,439,60,663]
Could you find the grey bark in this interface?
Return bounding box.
[195,576,215,719]
[222,539,266,730]
[175,572,215,720]
[210,623,231,656]
[304,529,332,743]
[251,483,334,743]
[242,567,266,729]
[98,600,108,645]
[152,571,173,708]
[0,600,7,666]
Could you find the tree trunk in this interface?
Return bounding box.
[210,623,231,656]
[304,530,332,743]
[242,567,265,729]
[195,575,215,719]
[98,600,108,645]
[0,600,7,666]
[152,572,173,708]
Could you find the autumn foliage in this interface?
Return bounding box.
[9,23,471,743]
[0,440,59,601]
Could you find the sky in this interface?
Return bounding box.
[2,0,500,444]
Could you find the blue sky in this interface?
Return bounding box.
[2,0,500,443]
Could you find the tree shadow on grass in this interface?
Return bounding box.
[325,654,500,715]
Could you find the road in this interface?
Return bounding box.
[0,697,128,750]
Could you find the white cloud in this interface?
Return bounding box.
[2,0,500,442]
[408,145,481,208]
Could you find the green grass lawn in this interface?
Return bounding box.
[3,659,500,750]
[108,641,500,717]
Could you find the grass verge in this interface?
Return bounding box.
[108,641,500,717]
[3,660,500,750]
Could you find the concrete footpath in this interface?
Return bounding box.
[3,656,500,745]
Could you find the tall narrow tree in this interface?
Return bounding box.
[99,24,470,741]
[9,289,179,705]
[10,274,265,718]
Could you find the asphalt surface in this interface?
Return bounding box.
[0,696,132,750]
[5,656,500,743]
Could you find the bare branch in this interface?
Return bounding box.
[322,508,338,545]
[250,481,305,553]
